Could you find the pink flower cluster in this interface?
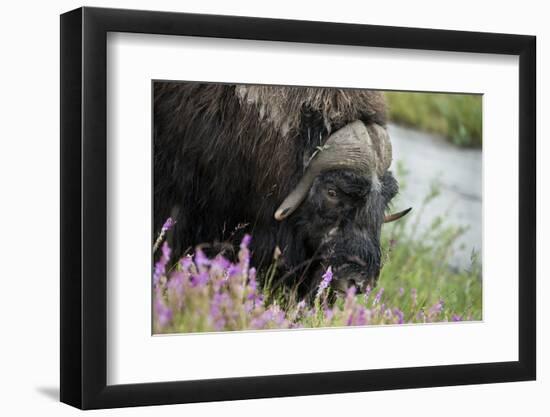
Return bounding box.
[152,224,459,333]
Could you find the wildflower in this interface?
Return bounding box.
[166,271,185,309]
[393,308,405,324]
[373,287,384,305]
[153,241,171,286]
[346,285,357,299]
[428,299,445,318]
[363,285,372,301]
[246,268,260,302]
[244,300,254,313]
[153,217,175,252]
[238,234,252,273]
[272,308,287,326]
[211,255,230,274]
[250,309,273,329]
[227,263,243,279]
[163,218,175,233]
[316,266,333,298]
[154,292,172,329]
[240,234,252,249]
[324,307,335,322]
[355,306,367,326]
[194,248,210,271]
[451,314,463,322]
[248,267,257,281]
[209,292,232,330]
[180,255,193,271]
[191,271,209,287]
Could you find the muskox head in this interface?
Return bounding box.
[274,120,410,295]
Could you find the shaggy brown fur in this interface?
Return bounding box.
[153,82,391,295]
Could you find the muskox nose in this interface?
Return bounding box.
[333,267,378,294]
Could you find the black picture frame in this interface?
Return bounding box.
[60,6,536,410]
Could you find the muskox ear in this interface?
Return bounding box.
[384,207,412,223]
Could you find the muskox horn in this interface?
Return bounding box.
[384,207,412,223]
[274,120,392,221]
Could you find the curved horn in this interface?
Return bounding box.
[274,120,392,221]
[384,207,412,223]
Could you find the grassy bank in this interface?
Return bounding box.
[385,91,482,148]
[153,184,482,333]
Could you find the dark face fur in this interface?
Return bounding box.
[293,169,399,295]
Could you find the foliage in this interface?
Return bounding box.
[152,195,482,333]
[385,91,482,148]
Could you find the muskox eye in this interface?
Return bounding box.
[327,189,337,198]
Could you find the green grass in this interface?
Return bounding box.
[385,91,482,148]
[154,167,482,333]
[266,182,483,326]
[375,205,482,322]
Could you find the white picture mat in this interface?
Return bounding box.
[106,32,519,385]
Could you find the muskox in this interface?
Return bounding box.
[153,82,410,299]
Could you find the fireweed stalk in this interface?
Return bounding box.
[152,225,468,333]
[153,217,175,253]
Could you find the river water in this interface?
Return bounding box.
[388,124,482,270]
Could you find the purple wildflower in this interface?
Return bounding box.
[247,282,257,300]
[238,234,252,273]
[273,309,287,326]
[246,267,258,294]
[250,309,274,329]
[180,255,193,271]
[393,308,405,324]
[162,218,175,234]
[373,287,384,305]
[153,241,171,286]
[227,263,243,279]
[153,217,176,252]
[240,234,252,249]
[166,271,185,308]
[244,300,254,313]
[248,267,257,281]
[316,266,333,298]
[324,307,335,321]
[209,292,231,330]
[194,249,210,271]
[154,293,172,329]
[191,271,209,287]
[355,306,367,326]
[346,286,357,298]
[152,234,461,333]
[211,255,230,273]
[428,299,445,318]
[363,285,372,301]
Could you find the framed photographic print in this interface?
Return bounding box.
[60,6,536,409]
